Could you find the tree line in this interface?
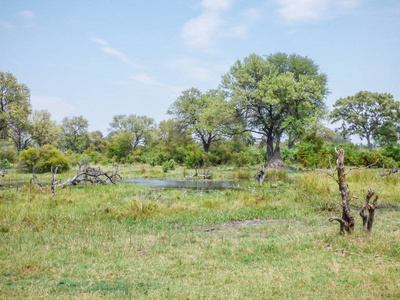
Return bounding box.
[1,52,399,172]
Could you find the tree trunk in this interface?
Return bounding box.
[329,148,354,234]
[266,133,287,169]
[366,135,373,152]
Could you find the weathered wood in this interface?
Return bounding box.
[360,189,378,232]
[255,163,265,186]
[329,148,379,234]
[329,148,354,234]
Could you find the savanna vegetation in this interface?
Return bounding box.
[1,52,400,298]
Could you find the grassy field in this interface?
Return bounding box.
[1,165,400,299]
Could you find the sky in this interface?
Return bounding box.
[1,0,399,137]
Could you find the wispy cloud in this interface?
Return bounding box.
[276,0,363,24]
[181,0,249,53]
[31,96,74,121]
[130,73,184,95]
[91,37,140,69]
[17,10,38,28]
[163,56,230,82]
[0,20,13,30]
[17,10,36,19]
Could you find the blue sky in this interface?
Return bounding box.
[1,0,399,136]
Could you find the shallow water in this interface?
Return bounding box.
[122,178,243,190]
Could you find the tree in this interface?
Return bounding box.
[0,71,31,140]
[330,91,400,152]
[168,88,235,153]
[31,110,61,146]
[59,116,89,153]
[221,53,327,167]
[108,114,155,151]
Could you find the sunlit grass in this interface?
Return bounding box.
[1,167,399,299]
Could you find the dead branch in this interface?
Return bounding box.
[360,189,378,232]
[184,164,213,180]
[344,159,379,176]
[50,162,121,196]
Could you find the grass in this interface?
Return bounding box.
[1,166,400,299]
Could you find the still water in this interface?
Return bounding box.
[122,178,242,190]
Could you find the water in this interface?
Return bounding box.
[122,178,242,190]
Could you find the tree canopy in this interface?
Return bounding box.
[221,53,328,167]
[168,88,235,153]
[0,71,31,141]
[330,91,400,152]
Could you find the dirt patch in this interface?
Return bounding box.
[205,218,282,233]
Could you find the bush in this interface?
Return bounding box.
[20,145,70,173]
[162,159,175,172]
[1,159,11,169]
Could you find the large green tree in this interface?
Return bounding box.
[168,88,235,153]
[0,72,31,140]
[59,116,89,153]
[108,114,155,151]
[31,110,61,147]
[221,53,327,167]
[330,91,400,152]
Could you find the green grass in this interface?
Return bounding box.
[1,167,400,299]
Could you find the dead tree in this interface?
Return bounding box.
[51,165,62,197]
[329,148,379,235]
[50,163,121,196]
[329,148,354,234]
[184,163,213,180]
[360,189,378,232]
[255,163,265,186]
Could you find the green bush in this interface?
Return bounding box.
[1,159,11,169]
[20,145,70,173]
[162,159,175,172]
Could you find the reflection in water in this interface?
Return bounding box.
[122,178,239,190]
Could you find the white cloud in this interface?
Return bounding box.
[201,0,234,11]
[17,10,36,19]
[181,0,247,52]
[276,0,363,24]
[31,96,74,121]
[90,37,109,46]
[91,37,140,69]
[276,0,330,23]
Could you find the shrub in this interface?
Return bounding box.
[1,159,11,169]
[20,145,70,173]
[162,159,175,172]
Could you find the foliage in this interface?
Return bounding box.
[162,159,175,172]
[382,142,400,163]
[0,139,18,163]
[0,71,31,140]
[330,91,400,152]
[108,114,155,151]
[1,158,11,169]
[20,145,70,173]
[30,110,61,146]
[221,53,327,162]
[59,116,89,153]
[168,88,235,153]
